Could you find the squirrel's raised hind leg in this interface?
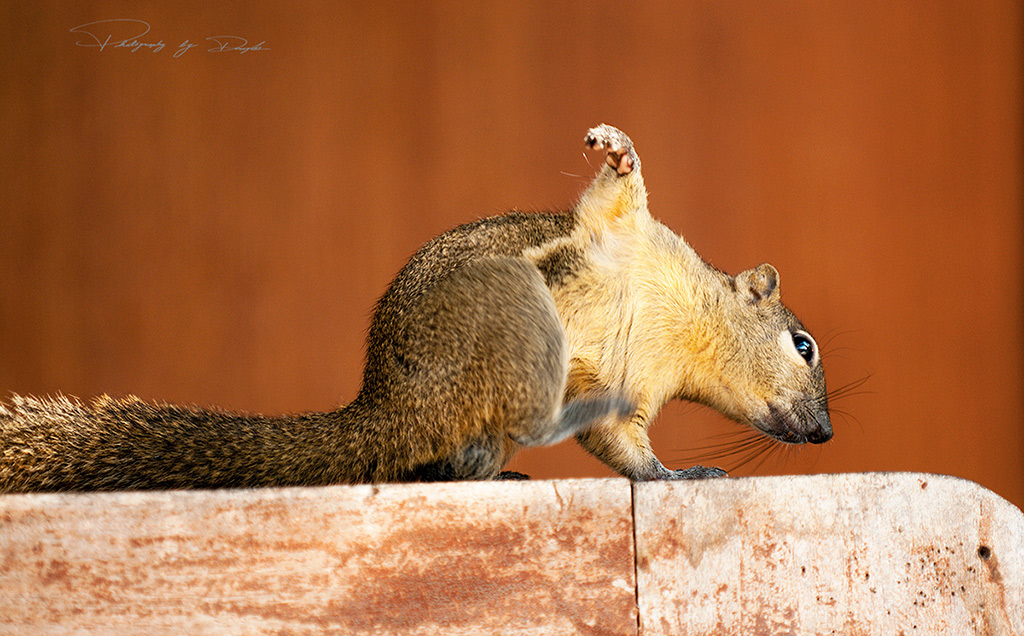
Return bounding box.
[584,124,639,175]
[577,124,649,227]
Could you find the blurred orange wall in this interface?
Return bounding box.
[2,2,1021,509]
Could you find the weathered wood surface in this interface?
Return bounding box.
[634,473,1024,636]
[0,479,637,635]
[1,474,1022,635]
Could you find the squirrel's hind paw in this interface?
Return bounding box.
[585,124,638,176]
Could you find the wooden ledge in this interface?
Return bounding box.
[1,474,1021,635]
[634,473,1024,635]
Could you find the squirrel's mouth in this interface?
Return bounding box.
[753,403,833,445]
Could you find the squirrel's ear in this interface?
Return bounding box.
[736,263,780,304]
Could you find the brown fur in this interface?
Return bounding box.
[1,125,829,492]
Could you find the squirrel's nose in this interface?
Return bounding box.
[807,410,833,444]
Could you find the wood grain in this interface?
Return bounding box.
[0,479,637,635]
[634,473,1024,635]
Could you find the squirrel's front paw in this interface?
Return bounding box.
[668,465,728,480]
[584,124,638,176]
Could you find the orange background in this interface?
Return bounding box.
[2,2,1022,510]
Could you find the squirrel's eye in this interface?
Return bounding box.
[792,332,816,365]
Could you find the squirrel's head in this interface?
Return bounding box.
[688,263,832,445]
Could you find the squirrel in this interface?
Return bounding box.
[0,124,830,493]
